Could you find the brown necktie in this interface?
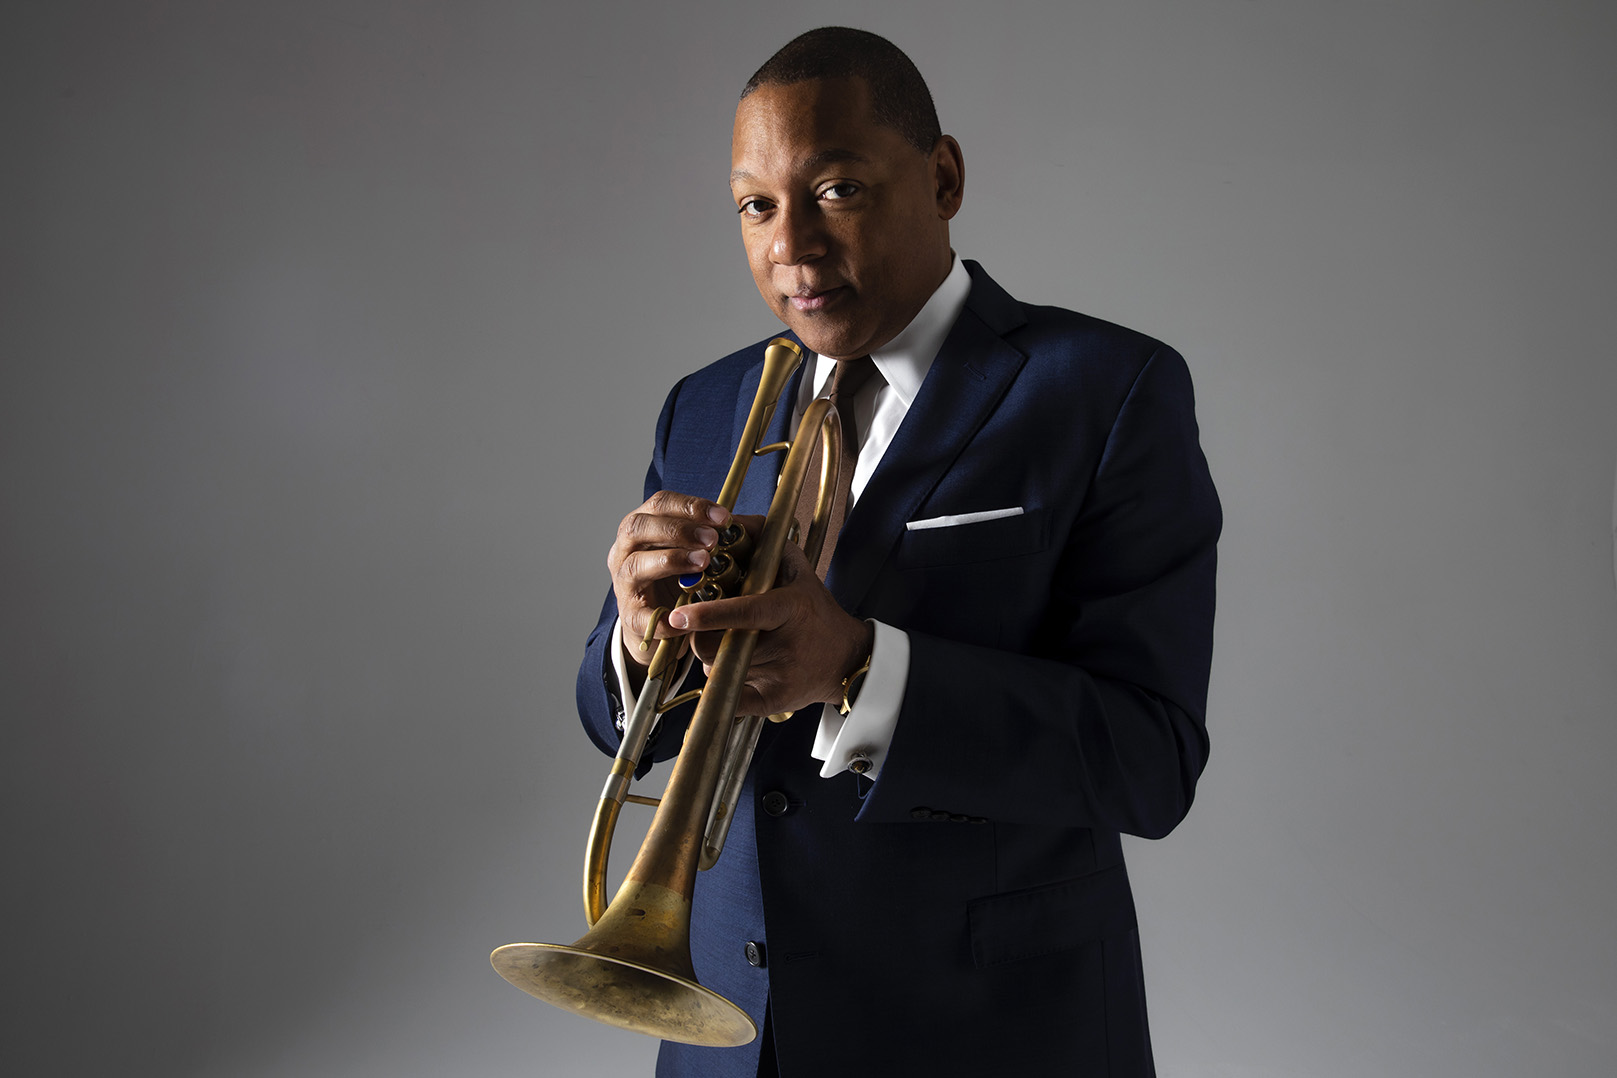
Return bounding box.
[794,356,878,579]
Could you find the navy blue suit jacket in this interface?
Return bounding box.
[576,262,1220,1077]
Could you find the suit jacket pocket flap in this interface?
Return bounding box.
[968,865,1137,968]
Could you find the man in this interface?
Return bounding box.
[575,27,1220,1077]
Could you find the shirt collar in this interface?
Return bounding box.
[805,255,972,406]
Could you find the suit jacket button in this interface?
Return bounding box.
[745,941,766,967]
[762,791,790,817]
[910,807,932,820]
[930,810,952,821]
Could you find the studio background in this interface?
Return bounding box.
[4,2,1614,1075]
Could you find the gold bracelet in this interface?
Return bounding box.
[838,653,873,716]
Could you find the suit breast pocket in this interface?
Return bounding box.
[894,507,1049,569]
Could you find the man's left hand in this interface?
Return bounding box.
[669,537,873,718]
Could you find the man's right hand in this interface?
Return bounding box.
[607,491,733,667]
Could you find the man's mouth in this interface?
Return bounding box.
[787,286,845,312]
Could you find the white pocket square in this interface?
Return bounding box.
[905,507,1024,531]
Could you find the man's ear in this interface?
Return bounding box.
[932,135,965,220]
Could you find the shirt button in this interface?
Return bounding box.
[762,791,790,817]
[745,941,767,967]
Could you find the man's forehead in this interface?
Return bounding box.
[730,78,906,178]
[730,148,871,186]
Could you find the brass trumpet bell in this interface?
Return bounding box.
[490,881,754,1046]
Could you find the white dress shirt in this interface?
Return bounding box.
[612,256,974,782]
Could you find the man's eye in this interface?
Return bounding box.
[821,183,858,201]
[738,198,771,217]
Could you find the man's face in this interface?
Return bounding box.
[730,78,962,361]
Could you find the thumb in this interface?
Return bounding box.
[774,533,816,585]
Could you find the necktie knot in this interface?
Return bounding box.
[825,355,877,404]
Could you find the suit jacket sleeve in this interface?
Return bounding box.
[576,376,706,771]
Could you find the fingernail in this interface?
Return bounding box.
[670,610,688,629]
[707,505,730,525]
[689,549,709,568]
[695,526,718,547]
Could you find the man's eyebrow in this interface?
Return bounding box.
[729,148,872,185]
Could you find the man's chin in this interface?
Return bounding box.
[780,320,867,362]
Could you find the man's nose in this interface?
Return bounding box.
[769,202,827,265]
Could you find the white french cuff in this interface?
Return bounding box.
[904,506,1024,531]
[609,616,695,733]
[810,619,909,781]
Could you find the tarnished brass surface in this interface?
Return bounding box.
[491,881,755,1047]
[490,338,841,1047]
[581,792,623,926]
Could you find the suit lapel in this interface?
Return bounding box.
[828,266,1029,610]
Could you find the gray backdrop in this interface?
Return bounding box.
[4,2,1614,1075]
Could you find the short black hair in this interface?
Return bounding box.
[741,27,942,154]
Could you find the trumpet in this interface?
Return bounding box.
[491,338,841,1046]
